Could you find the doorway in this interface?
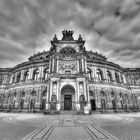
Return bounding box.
[41,99,46,110]
[64,95,72,110]
[90,99,96,110]
[112,99,116,110]
[61,84,75,111]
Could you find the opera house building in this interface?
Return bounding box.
[0,30,140,113]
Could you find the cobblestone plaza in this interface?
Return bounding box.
[0,112,140,140]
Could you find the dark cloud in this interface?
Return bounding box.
[0,0,140,68]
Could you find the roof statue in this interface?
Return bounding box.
[61,30,74,41]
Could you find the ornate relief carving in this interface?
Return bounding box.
[60,47,76,60]
[59,60,77,71]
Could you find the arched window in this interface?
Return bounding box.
[87,68,92,79]
[14,92,17,98]
[0,76,2,84]
[12,75,15,83]
[42,90,47,97]
[97,69,103,81]
[21,91,25,97]
[24,71,29,81]
[100,91,106,97]
[111,92,115,98]
[44,69,49,80]
[115,72,120,83]
[17,72,21,83]
[33,69,39,80]
[106,71,112,82]
[31,90,36,96]
[119,93,122,98]
[121,74,124,83]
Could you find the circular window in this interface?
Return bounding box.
[60,47,76,60]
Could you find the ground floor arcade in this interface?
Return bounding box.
[0,79,139,112]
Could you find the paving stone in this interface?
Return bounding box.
[1,113,140,140]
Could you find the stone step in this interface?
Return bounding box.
[60,111,76,115]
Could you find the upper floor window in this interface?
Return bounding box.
[106,71,112,82]
[44,68,49,80]
[12,74,15,83]
[97,69,103,81]
[24,71,29,81]
[121,74,124,83]
[33,69,39,80]
[115,72,120,83]
[87,68,92,79]
[17,72,21,83]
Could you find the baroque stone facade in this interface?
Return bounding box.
[0,30,140,113]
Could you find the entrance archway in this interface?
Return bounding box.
[61,84,75,110]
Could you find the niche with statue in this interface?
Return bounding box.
[50,94,57,110]
[79,94,87,110]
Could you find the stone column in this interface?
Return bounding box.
[56,60,59,73]
[103,68,107,82]
[56,80,60,111]
[38,66,44,80]
[10,74,14,84]
[92,66,97,82]
[49,58,52,73]
[28,68,32,80]
[77,81,80,102]
[81,56,84,73]
[20,70,25,82]
[45,85,49,110]
[101,68,105,81]
[41,66,44,79]
[38,66,42,79]
[75,82,78,103]
[52,57,55,73]
[77,59,79,73]
[49,81,52,101]
[28,68,33,81]
[76,80,80,111]
[84,58,87,73]
[86,83,91,110]
[86,83,90,102]
[14,72,17,83]
[84,81,87,101]
[91,66,94,79]
[118,72,122,83]
[111,70,116,82]
[123,74,126,84]
[31,68,34,80]
[56,81,59,101]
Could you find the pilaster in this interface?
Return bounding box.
[20,70,25,82]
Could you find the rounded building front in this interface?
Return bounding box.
[0,30,138,114]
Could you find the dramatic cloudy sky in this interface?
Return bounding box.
[0,0,140,68]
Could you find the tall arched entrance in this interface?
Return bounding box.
[61,84,75,110]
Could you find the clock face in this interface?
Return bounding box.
[60,47,76,60]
